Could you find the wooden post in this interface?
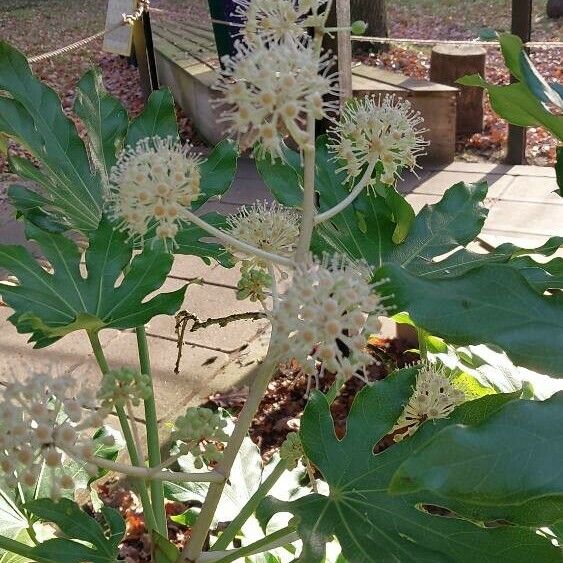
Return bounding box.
[506,0,532,164]
[132,8,159,100]
[336,0,353,104]
[430,45,486,135]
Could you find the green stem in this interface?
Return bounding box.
[201,527,297,563]
[87,330,157,534]
[136,326,168,536]
[183,352,278,562]
[211,460,287,551]
[0,535,37,561]
[417,327,428,361]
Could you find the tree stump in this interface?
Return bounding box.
[547,0,563,18]
[430,45,486,135]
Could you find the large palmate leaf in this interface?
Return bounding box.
[0,219,186,347]
[25,499,124,563]
[258,136,490,275]
[377,263,563,377]
[73,69,128,181]
[391,392,563,508]
[257,370,561,562]
[0,42,102,232]
[0,489,29,561]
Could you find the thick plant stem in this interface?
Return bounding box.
[182,353,278,562]
[199,527,298,563]
[295,116,317,263]
[417,327,429,361]
[0,536,36,561]
[136,326,168,536]
[87,331,157,534]
[211,459,287,551]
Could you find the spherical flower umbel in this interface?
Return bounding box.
[98,368,153,408]
[214,38,339,159]
[105,136,202,249]
[392,362,465,442]
[232,0,328,43]
[171,407,229,469]
[0,374,110,500]
[329,95,429,186]
[270,255,390,394]
[227,201,300,268]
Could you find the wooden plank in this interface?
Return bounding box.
[153,25,217,62]
[352,64,458,93]
[353,74,405,93]
[153,23,215,54]
[103,0,135,56]
[160,19,216,43]
[336,0,353,102]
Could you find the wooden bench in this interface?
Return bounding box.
[153,24,458,163]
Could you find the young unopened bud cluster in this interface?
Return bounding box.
[279,432,304,470]
[270,255,390,394]
[105,136,202,250]
[214,38,339,159]
[97,368,153,408]
[171,408,229,469]
[232,0,328,43]
[227,201,300,268]
[329,95,428,186]
[0,374,109,500]
[236,268,273,302]
[392,362,465,442]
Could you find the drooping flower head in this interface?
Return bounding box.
[214,38,339,159]
[105,136,202,250]
[270,255,390,394]
[329,95,428,186]
[232,0,328,43]
[227,200,300,268]
[0,374,110,499]
[392,362,465,442]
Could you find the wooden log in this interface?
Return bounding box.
[430,44,486,135]
[547,0,563,18]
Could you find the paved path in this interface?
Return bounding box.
[0,161,561,428]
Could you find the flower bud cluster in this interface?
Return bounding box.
[232,0,328,43]
[392,362,465,442]
[171,408,229,469]
[329,95,428,186]
[236,268,273,302]
[97,368,153,408]
[270,255,390,391]
[280,432,304,470]
[105,135,202,249]
[227,201,300,268]
[214,38,338,159]
[0,374,109,499]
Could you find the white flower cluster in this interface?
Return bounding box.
[392,362,465,442]
[270,255,389,393]
[0,374,110,499]
[227,201,300,268]
[171,407,229,469]
[329,95,428,186]
[232,0,327,43]
[105,136,202,249]
[215,38,338,159]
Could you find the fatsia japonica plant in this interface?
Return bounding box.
[0,0,562,560]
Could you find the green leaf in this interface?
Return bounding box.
[556,146,563,196]
[0,42,102,232]
[0,219,186,347]
[391,392,563,508]
[26,499,124,563]
[0,489,28,560]
[457,74,563,139]
[377,263,563,377]
[256,150,303,208]
[74,69,128,180]
[257,371,560,562]
[125,88,178,147]
[374,183,415,244]
[153,531,180,563]
[498,33,525,81]
[193,140,239,210]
